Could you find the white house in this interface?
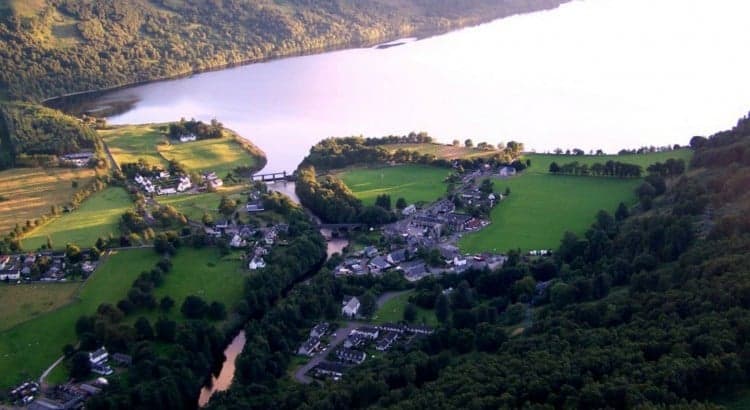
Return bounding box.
[499,166,517,177]
[402,204,417,216]
[248,257,266,270]
[179,134,197,143]
[177,176,192,192]
[230,235,246,248]
[453,256,467,267]
[342,296,360,318]
[89,347,109,365]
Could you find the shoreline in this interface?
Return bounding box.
[42,3,570,110]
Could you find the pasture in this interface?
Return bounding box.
[338,165,451,206]
[381,143,497,160]
[21,187,132,250]
[101,124,263,176]
[0,283,81,332]
[0,249,160,388]
[525,149,693,175]
[0,167,98,234]
[158,185,245,221]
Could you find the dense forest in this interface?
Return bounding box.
[0,0,569,101]
[0,102,99,169]
[196,114,750,409]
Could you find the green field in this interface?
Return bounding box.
[381,143,497,160]
[459,173,640,253]
[21,187,132,250]
[338,165,451,206]
[147,248,248,322]
[0,283,81,332]
[373,291,437,326]
[525,149,693,175]
[458,150,693,253]
[158,185,246,221]
[101,124,262,176]
[0,249,159,388]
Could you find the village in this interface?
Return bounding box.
[0,253,98,284]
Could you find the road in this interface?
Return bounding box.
[39,355,64,385]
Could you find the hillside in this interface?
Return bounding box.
[0,0,569,101]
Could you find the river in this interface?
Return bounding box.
[198,331,246,407]
[64,0,750,173]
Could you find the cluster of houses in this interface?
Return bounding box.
[60,152,95,168]
[203,220,289,271]
[297,322,331,356]
[311,323,434,380]
[202,171,224,189]
[25,379,109,410]
[0,253,97,283]
[133,172,192,196]
[88,347,132,377]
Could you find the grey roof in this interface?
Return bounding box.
[369,256,391,270]
[387,249,407,263]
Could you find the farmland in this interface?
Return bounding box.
[0,167,98,234]
[338,165,451,206]
[381,143,498,160]
[0,249,159,388]
[158,185,246,221]
[525,149,693,175]
[101,124,264,176]
[21,187,132,250]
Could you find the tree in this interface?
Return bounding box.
[550,282,576,308]
[396,197,407,210]
[218,195,237,217]
[66,243,82,263]
[403,303,417,322]
[689,136,707,149]
[160,296,175,312]
[479,178,494,195]
[135,317,154,340]
[549,162,560,173]
[208,301,227,320]
[181,295,207,318]
[155,317,177,342]
[71,351,91,380]
[464,139,474,148]
[452,139,460,147]
[375,194,392,210]
[62,344,75,358]
[497,142,506,150]
[201,212,213,226]
[615,202,629,221]
[435,293,451,323]
[359,291,377,317]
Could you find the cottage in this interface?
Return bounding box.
[230,235,246,248]
[310,322,329,338]
[438,244,460,260]
[248,257,266,270]
[179,134,197,142]
[499,166,517,177]
[351,326,379,340]
[368,256,391,273]
[89,347,108,365]
[363,246,378,258]
[297,337,321,356]
[315,361,346,378]
[334,348,366,365]
[386,249,407,265]
[342,296,360,318]
[375,332,399,351]
[343,334,366,349]
[401,261,429,282]
[401,204,417,216]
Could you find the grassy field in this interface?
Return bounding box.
[0,249,160,388]
[0,283,81,332]
[21,187,132,250]
[158,185,246,221]
[100,124,167,168]
[338,165,451,205]
[0,167,98,234]
[372,291,437,326]
[101,124,261,176]
[458,150,693,253]
[381,143,498,160]
[459,173,640,253]
[525,149,693,175]
[148,248,248,322]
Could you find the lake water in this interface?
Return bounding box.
[84,0,750,173]
[198,331,246,407]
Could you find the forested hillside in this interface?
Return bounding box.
[204,115,750,409]
[0,0,568,101]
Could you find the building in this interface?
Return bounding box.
[334,348,366,365]
[246,202,265,212]
[351,326,379,340]
[368,256,391,274]
[297,337,321,356]
[179,134,197,142]
[375,332,399,351]
[315,361,346,379]
[401,261,429,282]
[405,325,434,335]
[376,323,406,334]
[343,334,366,349]
[230,234,246,248]
[363,246,379,258]
[248,257,266,270]
[386,249,407,265]
[402,204,417,216]
[499,166,517,177]
[89,347,108,365]
[310,322,329,338]
[342,296,360,318]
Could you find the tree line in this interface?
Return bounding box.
[549,160,643,178]
[168,118,223,140]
